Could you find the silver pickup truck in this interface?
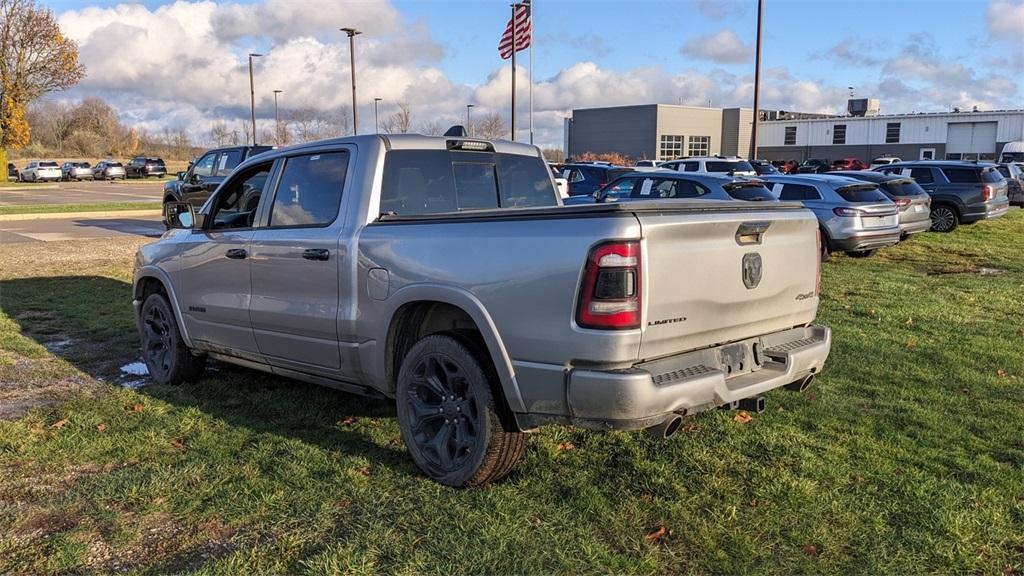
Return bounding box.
[134,132,832,486]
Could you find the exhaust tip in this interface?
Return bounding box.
[645,414,684,439]
[784,375,814,393]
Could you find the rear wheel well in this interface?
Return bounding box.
[386,301,517,430]
[931,200,960,215]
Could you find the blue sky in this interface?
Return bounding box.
[44,0,1024,146]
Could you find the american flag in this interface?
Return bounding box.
[498,0,531,60]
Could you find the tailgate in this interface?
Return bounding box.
[638,207,819,361]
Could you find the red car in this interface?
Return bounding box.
[831,158,868,171]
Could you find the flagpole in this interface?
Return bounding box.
[528,1,534,145]
[510,3,516,142]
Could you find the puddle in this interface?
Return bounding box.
[43,338,73,353]
[120,362,149,376]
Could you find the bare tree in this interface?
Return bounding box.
[416,119,443,136]
[474,112,507,140]
[0,0,86,180]
[541,148,564,162]
[210,120,233,147]
[382,101,412,134]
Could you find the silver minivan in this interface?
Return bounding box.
[762,174,901,259]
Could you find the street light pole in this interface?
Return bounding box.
[341,27,362,134]
[248,53,262,146]
[750,0,764,160]
[273,89,282,146]
[374,97,382,133]
[466,104,474,135]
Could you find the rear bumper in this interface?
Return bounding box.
[829,229,901,252]
[561,325,831,430]
[899,217,932,236]
[963,199,1010,223]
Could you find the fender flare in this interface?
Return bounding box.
[374,283,526,413]
[133,266,194,348]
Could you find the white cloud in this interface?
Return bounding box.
[986,0,1024,40]
[680,30,752,64]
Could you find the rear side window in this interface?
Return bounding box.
[634,178,708,198]
[778,183,820,201]
[887,179,927,196]
[380,150,556,215]
[981,168,1004,183]
[601,178,638,200]
[682,162,699,172]
[941,168,980,183]
[909,167,934,184]
[834,184,888,202]
[269,151,348,227]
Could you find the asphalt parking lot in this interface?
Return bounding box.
[0,178,165,206]
[0,213,164,243]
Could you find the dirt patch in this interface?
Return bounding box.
[925,265,1005,276]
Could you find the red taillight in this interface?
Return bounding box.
[982,184,993,201]
[576,241,641,330]
[893,198,912,208]
[833,206,866,217]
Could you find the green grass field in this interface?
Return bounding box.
[1,212,1022,575]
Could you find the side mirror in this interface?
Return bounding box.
[164,202,197,230]
[176,171,187,181]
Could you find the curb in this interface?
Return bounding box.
[0,209,162,222]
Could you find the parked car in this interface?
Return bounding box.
[163,145,273,211]
[127,156,167,179]
[20,160,62,182]
[564,171,777,205]
[796,159,831,174]
[660,156,757,176]
[998,141,1024,163]
[995,163,1024,207]
[7,162,18,181]
[875,161,1009,232]
[830,158,868,171]
[140,132,832,486]
[560,163,631,196]
[61,161,93,181]
[828,171,932,238]
[750,159,779,175]
[771,159,799,174]
[634,159,661,168]
[92,161,126,180]
[869,156,902,169]
[762,174,901,259]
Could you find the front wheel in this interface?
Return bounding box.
[139,293,206,385]
[396,334,526,487]
[930,205,959,232]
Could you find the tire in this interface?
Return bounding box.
[930,205,959,233]
[138,293,206,385]
[845,249,876,258]
[396,334,526,487]
[819,230,831,262]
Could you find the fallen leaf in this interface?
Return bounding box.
[802,544,819,557]
[339,417,356,427]
[556,441,575,452]
[169,439,184,450]
[644,525,667,543]
[359,466,370,476]
[868,309,877,317]
[905,317,913,325]
[51,418,69,429]
[733,411,753,424]
[96,423,107,432]
[905,340,917,349]
[997,369,1009,378]
[126,404,144,413]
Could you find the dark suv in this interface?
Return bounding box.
[163,145,272,210]
[560,163,631,196]
[6,163,18,181]
[797,159,831,174]
[875,161,1009,232]
[127,156,167,179]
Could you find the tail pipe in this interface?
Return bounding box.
[784,374,815,393]
[738,396,766,413]
[645,414,684,439]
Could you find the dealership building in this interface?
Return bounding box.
[564,100,1024,163]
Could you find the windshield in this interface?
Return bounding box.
[1000,152,1024,162]
[40,162,58,167]
[835,183,889,202]
[886,179,927,196]
[724,182,776,201]
[107,162,123,167]
[706,160,754,173]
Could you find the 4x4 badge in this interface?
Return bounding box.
[742,253,762,289]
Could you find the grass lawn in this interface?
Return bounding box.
[0,202,160,216]
[1,212,1022,575]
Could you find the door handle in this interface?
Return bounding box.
[302,248,330,261]
[225,248,247,259]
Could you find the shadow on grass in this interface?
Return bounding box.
[0,274,410,474]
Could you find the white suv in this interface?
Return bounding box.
[660,156,756,176]
[869,156,902,169]
[21,161,62,182]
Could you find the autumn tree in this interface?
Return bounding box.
[0,0,85,181]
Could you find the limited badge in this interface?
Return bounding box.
[742,253,762,289]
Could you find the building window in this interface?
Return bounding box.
[659,135,684,160]
[886,122,901,144]
[832,124,846,145]
[687,135,710,157]
[784,126,797,146]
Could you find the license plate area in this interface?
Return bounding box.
[718,342,757,377]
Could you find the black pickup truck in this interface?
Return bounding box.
[162,145,272,209]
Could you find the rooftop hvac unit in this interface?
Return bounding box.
[847,98,880,117]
